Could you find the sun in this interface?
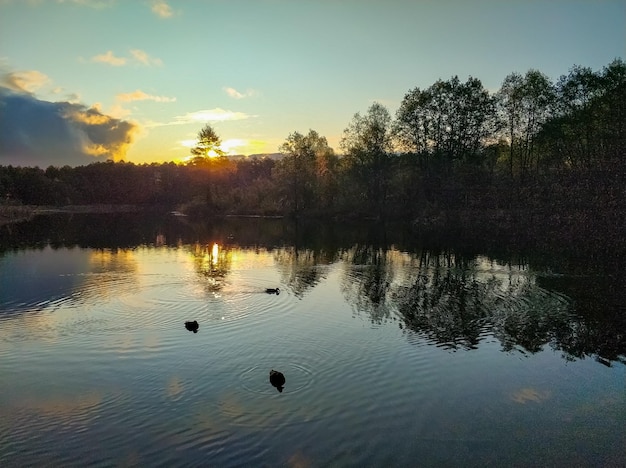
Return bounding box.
[175,137,271,163]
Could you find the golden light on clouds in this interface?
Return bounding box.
[221,139,247,153]
[91,50,127,66]
[243,139,271,154]
[180,139,197,148]
[65,106,111,125]
[151,0,173,18]
[2,70,50,93]
[178,108,252,123]
[83,143,109,156]
[223,86,258,99]
[145,108,253,130]
[108,103,132,119]
[129,49,163,66]
[117,89,176,102]
[90,49,162,67]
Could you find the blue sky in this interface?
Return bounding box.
[1,0,624,166]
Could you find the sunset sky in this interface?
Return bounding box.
[1,0,624,167]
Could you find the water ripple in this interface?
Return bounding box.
[239,363,314,395]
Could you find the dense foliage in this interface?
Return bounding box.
[1,59,624,227]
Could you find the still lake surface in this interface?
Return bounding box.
[1,212,624,467]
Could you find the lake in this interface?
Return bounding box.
[1,212,624,467]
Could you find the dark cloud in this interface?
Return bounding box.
[0,87,138,167]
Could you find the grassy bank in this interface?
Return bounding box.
[0,204,35,225]
[0,203,149,225]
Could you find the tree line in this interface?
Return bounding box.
[1,59,624,225]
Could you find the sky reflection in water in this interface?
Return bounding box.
[0,214,625,466]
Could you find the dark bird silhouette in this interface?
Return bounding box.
[265,288,280,295]
[185,320,199,333]
[269,369,285,392]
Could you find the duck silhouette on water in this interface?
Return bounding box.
[269,369,285,392]
[184,320,199,333]
[265,288,280,295]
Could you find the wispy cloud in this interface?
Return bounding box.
[150,0,173,18]
[2,70,51,94]
[177,108,252,123]
[116,89,176,103]
[89,49,162,67]
[57,0,115,8]
[129,49,163,66]
[223,86,258,99]
[91,50,126,66]
[146,108,253,128]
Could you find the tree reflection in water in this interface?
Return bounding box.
[340,246,624,366]
[394,261,573,354]
[340,245,395,324]
[190,242,231,293]
[2,213,623,366]
[273,247,332,298]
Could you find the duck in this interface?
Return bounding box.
[269,369,285,392]
[184,320,199,333]
[265,288,280,295]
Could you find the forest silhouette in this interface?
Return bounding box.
[1,59,624,250]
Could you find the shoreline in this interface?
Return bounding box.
[2,204,623,248]
[0,204,147,225]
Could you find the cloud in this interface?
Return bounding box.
[116,89,176,102]
[151,0,173,18]
[177,108,252,122]
[57,0,115,7]
[89,49,162,67]
[223,86,258,99]
[221,138,247,153]
[108,103,132,119]
[2,70,51,94]
[146,108,253,127]
[91,50,127,66]
[0,87,139,167]
[129,49,163,66]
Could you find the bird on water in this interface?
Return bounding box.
[266,288,280,295]
[269,369,285,392]
[185,320,199,333]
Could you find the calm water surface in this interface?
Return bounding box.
[1,213,625,467]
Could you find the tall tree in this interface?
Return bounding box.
[497,72,523,178]
[538,59,626,172]
[519,70,555,175]
[599,59,626,166]
[395,76,495,169]
[394,86,431,166]
[497,70,554,178]
[341,102,394,218]
[276,130,335,215]
[191,124,224,159]
[189,124,226,209]
[276,131,316,215]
